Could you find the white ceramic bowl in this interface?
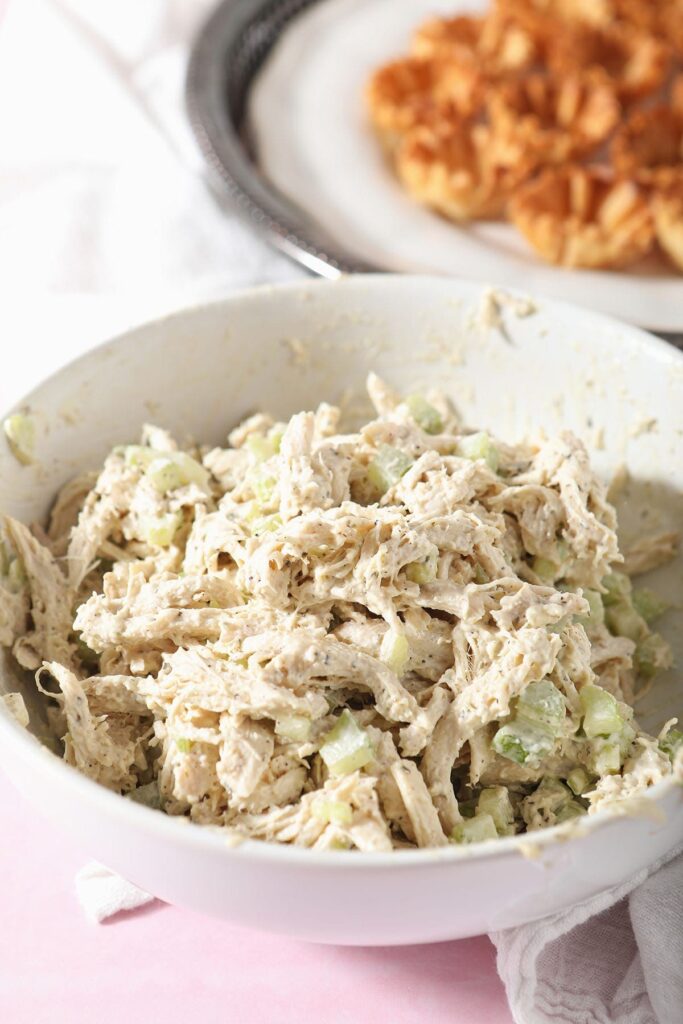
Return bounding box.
[1,276,682,945]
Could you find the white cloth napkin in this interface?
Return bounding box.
[2,3,682,1022]
[75,861,155,924]
[492,844,683,1024]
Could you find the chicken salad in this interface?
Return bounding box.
[0,374,681,852]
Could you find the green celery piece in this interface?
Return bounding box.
[580,685,624,738]
[617,721,636,757]
[532,556,559,582]
[246,430,281,462]
[590,737,622,775]
[566,767,591,796]
[605,603,648,643]
[319,710,373,776]
[250,513,282,537]
[124,445,156,470]
[602,572,632,606]
[274,715,311,743]
[6,557,26,593]
[477,787,515,836]
[128,782,162,810]
[492,721,555,766]
[451,813,498,844]
[457,798,478,819]
[632,588,669,624]
[536,777,573,804]
[554,539,570,562]
[635,633,672,679]
[76,635,100,669]
[556,800,587,823]
[659,728,683,761]
[458,432,499,472]
[517,680,566,732]
[405,395,443,435]
[176,738,193,754]
[3,413,35,465]
[0,539,10,576]
[143,512,182,548]
[313,799,353,827]
[367,445,413,494]
[146,452,210,494]
[380,629,409,676]
[405,549,438,584]
[576,589,605,630]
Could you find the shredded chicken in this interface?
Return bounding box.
[0,375,677,850]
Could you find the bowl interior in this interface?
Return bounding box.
[1,275,682,742]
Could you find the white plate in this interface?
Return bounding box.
[250,0,683,331]
[0,276,682,944]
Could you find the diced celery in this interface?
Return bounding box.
[492,721,555,766]
[556,800,587,823]
[659,728,683,761]
[252,473,277,504]
[329,836,352,850]
[634,633,672,679]
[555,539,570,563]
[473,564,489,584]
[146,452,210,493]
[367,445,413,494]
[0,540,10,576]
[451,813,498,844]
[405,549,438,584]
[3,413,35,465]
[405,394,443,435]
[6,557,26,593]
[590,737,621,775]
[580,685,624,738]
[275,714,312,743]
[2,692,29,728]
[577,589,605,630]
[457,798,478,819]
[605,603,648,643]
[128,782,162,810]
[566,767,591,796]
[142,512,182,548]
[532,556,559,581]
[536,777,573,804]
[76,635,100,669]
[477,787,515,836]
[176,737,193,754]
[517,680,566,731]
[250,513,282,537]
[124,445,156,470]
[632,588,669,624]
[246,431,281,462]
[617,721,636,757]
[458,432,499,472]
[602,572,631,606]
[319,710,373,776]
[313,799,353,827]
[380,628,409,676]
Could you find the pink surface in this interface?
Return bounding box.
[1,774,512,1024]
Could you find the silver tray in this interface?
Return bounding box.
[186,0,374,277]
[186,0,683,344]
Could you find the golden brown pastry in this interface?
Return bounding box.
[652,182,683,270]
[396,119,534,221]
[611,107,683,187]
[487,72,620,166]
[509,166,654,267]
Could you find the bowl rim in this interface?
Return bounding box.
[1,273,681,869]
